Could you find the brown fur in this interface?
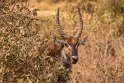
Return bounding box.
[36,41,63,57]
[66,36,78,45]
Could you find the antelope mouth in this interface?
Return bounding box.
[72,56,78,64]
[72,59,78,64]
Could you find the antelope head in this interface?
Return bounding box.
[55,7,86,64]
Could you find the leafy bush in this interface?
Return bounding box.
[0,0,70,82]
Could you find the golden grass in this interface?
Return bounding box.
[0,0,124,83]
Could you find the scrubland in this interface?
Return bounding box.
[0,0,124,83]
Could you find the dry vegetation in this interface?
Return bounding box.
[0,0,124,83]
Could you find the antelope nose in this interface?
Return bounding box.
[72,56,78,64]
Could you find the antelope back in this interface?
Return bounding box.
[36,40,64,57]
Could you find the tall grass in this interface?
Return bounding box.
[0,0,124,83]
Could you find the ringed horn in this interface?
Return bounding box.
[56,7,83,39]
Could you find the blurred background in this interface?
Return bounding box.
[28,0,124,17]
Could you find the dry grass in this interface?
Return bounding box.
[0,0,124,83]
[69,36,124,83]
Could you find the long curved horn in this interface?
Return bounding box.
[75,7,83,39]
[56,8,68,39]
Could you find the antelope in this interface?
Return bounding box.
[36,7,86,69]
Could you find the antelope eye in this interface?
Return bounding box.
[64,43,68,46]
[77,43,80,46]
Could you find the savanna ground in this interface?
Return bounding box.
[0,0,124,83]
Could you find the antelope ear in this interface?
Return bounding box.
[78,40,85,45]
[54,39,65,45]
[78,37,88,45]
